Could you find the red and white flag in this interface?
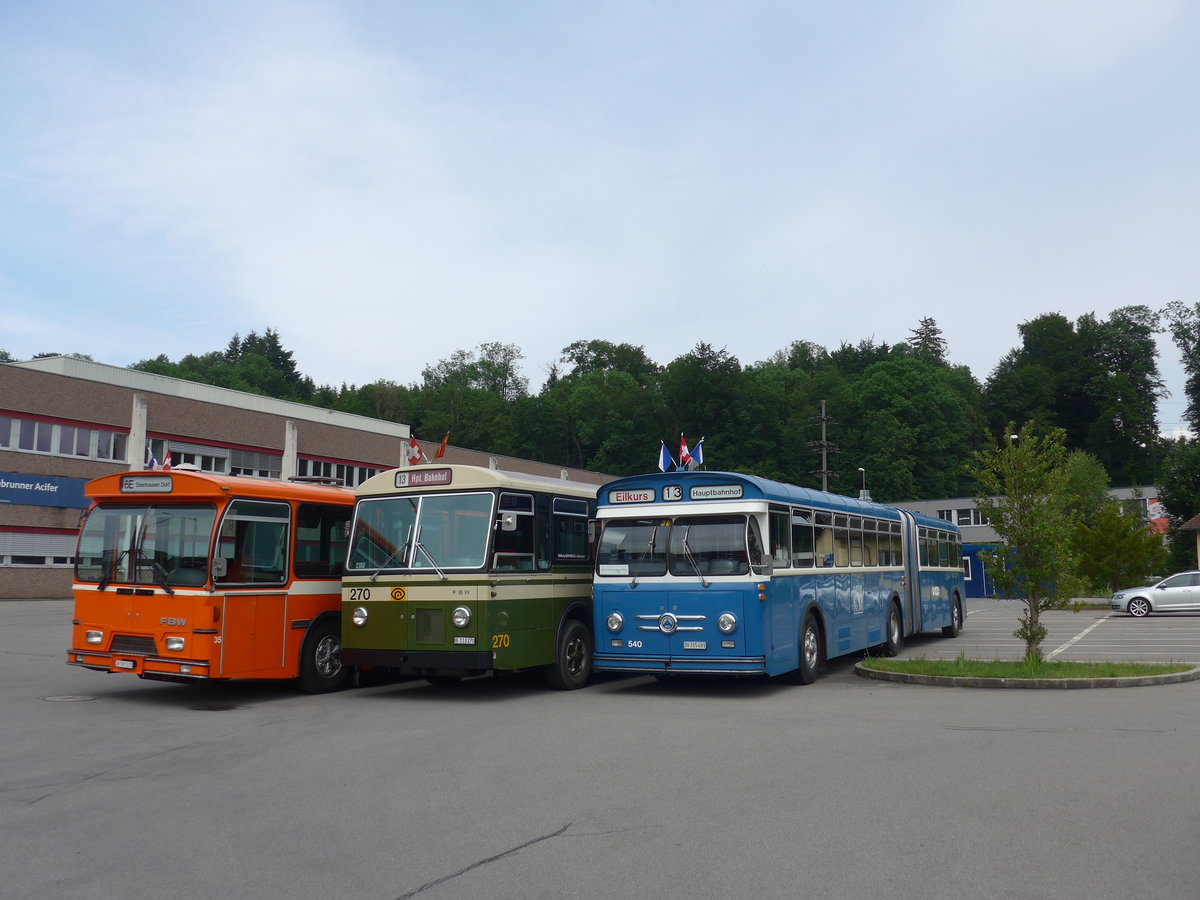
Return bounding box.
[406,436,427,465]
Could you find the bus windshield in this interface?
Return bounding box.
[598,514,761,578]
[668,515,750,577]
[348,492,494,572]
[596,518,669,577]
[76,503,218,588]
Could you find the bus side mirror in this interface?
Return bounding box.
[212,557,228,579]
[756,556,774,576]
[500,512,518,533]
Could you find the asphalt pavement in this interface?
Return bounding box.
[3,598,1200,900]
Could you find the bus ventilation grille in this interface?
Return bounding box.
[110,635,158,656]
[415,609,444,644]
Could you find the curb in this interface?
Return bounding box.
[853,662,1200,689]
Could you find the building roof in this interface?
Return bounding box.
[8,356,408,439]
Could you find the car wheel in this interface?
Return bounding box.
[545,619,592,690]
[1128,597,1151,618]
[883,602,904,656]
[297,619,352,694]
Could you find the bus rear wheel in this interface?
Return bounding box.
[297,619,352,694]
[883,603,904,657]
[546,619,592,690]
[942,598,962,637]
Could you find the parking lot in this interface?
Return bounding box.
[901,597,1200,664]
[3,598,1200,900]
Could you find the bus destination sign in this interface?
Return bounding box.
[120,475,173,494]
[608,488,654,504]
[395,468,453,489]
[689,484,743,500]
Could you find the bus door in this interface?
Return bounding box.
[213,499,291,676]
[219,591,288,675]
[897,510,923,634]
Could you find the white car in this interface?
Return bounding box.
[1111,572,1200,617]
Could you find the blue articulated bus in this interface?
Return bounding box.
[592,470,965,683]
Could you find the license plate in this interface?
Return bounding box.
[114,659,136,670]
[453,636,476,645]
[682,641,707,650]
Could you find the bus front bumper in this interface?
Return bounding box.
[341,648,493,673]
[66,651,211,679]
[593,653,766,676]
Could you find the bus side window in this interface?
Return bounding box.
[769,508,790,567]
[791,510,814,567]
[294,503,352,579]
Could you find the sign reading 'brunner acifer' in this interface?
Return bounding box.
[0,472,89,509]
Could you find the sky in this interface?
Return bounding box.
[1,1,1197,433]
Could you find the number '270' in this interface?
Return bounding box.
[492,633,510,649]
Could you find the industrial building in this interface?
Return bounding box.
[1,357,607,598]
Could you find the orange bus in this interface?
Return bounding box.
[68,469,355,692]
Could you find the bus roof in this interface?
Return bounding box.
[356,464,601,500]
[85,469,355,505]
[598,470,958,533]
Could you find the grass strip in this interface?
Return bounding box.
[861,657,1194,679]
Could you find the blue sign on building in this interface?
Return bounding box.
[0,472,90,509]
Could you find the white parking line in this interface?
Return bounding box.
[1046,614,1112,659]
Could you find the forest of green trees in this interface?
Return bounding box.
[121,305,1191,494]
[12,301,1200,574]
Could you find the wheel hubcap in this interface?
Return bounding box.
[803,627,818,669]
[315,635,341,677]
[564,638,585,677]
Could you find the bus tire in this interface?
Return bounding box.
[545,619,592,690]
[781,612,823,685]
[883,602,904,657]
[942,597,962,637]
[297,618,352,694]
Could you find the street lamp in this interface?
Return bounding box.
[858,467,871,501]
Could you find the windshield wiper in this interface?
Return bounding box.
[98,549,128,591]
[679,526,710,589]
[413,526,448,581]
[137,554,174,595]
[370,525,412,582]
[630,527,659,588]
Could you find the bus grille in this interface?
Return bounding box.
[415,609,444,643]
[110,635,157,655]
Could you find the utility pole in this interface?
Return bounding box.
[809,399,837,492]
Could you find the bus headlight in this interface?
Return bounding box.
[606,612,624,633]
[452,606,471,628]
[86,630,103,645]
[165,637,185,652]
[717,612,738,634]
[351,607,369,628]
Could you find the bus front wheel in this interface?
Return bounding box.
[781,612,822,685]
[297,619,352,694]
[546,619,592,691]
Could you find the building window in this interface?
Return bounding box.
[3,414,129,463]
[0,530,76,567]
[297,458,381,488]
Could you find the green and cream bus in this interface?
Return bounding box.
[340,465,600,689]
